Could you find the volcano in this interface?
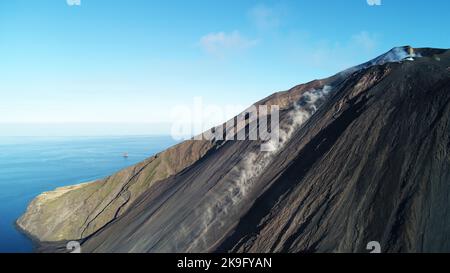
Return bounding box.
[17,46,450,253]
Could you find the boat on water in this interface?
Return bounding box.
[123,152,129,158]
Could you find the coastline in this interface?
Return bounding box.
[14,219,42,253]
[14,181,97,253]
[12,137,212,251]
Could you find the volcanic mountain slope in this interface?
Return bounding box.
[19,46,450,253]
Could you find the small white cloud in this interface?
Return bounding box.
[199,31,258,58]
[352,31,378,51]
[249,4,280,30]
[67,0,81,6]
[367,0,382,6]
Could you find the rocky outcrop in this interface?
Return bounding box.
[19,47,450,253]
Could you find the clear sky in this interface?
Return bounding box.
[1,0,449,136]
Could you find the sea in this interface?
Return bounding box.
[0,136,177,253]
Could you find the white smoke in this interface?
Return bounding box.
[184,85,334,252]
[371,47,421,65]
[343,46,422,76]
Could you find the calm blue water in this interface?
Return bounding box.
[0,136,177,253]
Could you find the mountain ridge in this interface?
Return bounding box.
[17,46,450,253]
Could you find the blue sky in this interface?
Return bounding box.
[1,0,449,136]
